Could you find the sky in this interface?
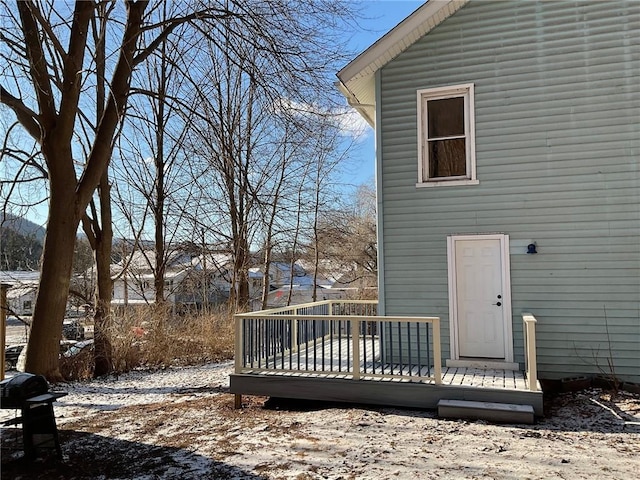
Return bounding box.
[340,1,424,188]
[8,1,425,228]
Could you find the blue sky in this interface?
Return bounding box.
[340,1,423,188]
[13,1,424,227]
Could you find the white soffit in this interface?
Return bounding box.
[337,0,469,127]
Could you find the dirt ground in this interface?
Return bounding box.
[1,362,639,479]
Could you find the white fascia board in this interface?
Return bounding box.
[336,0,469,125]
[337,0,466,84]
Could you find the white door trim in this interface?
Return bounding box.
[447,234,513,363]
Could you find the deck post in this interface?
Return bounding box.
[351,318,360,380]
[234,394,242,409]
[432,318,442,385]
[292,308,298,353]
[234,315,243,374]
[0,283,9,380]
[522,313,538,391]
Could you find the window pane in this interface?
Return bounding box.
[428,138,466,178]
[427,97,464,137]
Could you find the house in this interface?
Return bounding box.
[0,271,39,316]
[230,0,638,415]
[336,0,639,385]
[110,250,189,307]
[258,259,376,308]
[111,251,265,309]
[266,262,309,289]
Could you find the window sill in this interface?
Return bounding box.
[416,179,479,188]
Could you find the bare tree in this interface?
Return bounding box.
[184,3,358,310]
[114,24,196,307]
[0,1,255,378]
[1,0,360,378]
[307,180,378,295]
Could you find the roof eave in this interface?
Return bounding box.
[336,0,469,126]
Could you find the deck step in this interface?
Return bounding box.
[437,399,535,424]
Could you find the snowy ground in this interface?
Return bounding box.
[1,362,639,479]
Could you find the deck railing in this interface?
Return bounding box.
[235,300,442,385]
[522,312,538,391]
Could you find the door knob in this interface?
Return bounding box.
[493,302,502,306]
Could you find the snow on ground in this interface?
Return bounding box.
[2,362,639,479]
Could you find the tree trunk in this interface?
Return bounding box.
[91,4,113,377]
[234,236,250,310]
[25,186,79,380]
[93,174,114,376]
[260,239,271,310]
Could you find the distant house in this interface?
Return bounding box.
[111,251,264,309]
[110,250,189,307]
[260,260,376,308]
[0,271,39,316]
[267,262,309,289]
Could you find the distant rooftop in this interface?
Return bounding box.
[0,271,40,285]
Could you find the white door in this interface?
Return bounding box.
[450,236,510,359]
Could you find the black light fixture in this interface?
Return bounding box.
[527,243,537,254]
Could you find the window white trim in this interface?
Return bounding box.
[416,83,477,186]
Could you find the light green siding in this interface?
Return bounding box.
[378,1,640,382]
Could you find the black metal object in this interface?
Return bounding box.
[1,373,66,459]
[1,373,49,408]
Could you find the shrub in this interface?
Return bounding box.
[60,305,236,379]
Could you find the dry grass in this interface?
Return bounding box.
[60,305,236,380]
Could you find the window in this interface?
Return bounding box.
[417,84,477,186]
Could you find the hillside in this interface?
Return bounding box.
[0,213,44,270]
[0,212,46,242]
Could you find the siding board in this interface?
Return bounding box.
[378,1,639,382]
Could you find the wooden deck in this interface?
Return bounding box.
[241,365,532,390]
[233,305,543,416]
[230,368,543,415]
[232,340,543,415]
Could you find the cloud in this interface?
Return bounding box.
[333,106,371,143]
[274,98,372,143]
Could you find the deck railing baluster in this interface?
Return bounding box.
[363,321,368,374]
[321,320,326,372]
[371,321,377,374]
[249,319,253,369]
[426,323,430,377]
[387,322,393,375]
[338,319,342,372]
[408,322,412,377]
[234,301,441,384]
[347,320,351,373]
[416,322,421,376]
[397,321,402,376]
[304,320,309,370]
[257,319,261,369]
[351,318,360,380]
[313,319,317,372]
[280,319,285,370]
[329,320,334,372]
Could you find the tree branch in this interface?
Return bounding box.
[16,1,56,125]
[57,1,94,145]
[0,86,42,140]
[77,0,148,208]
[132,8,233,67]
